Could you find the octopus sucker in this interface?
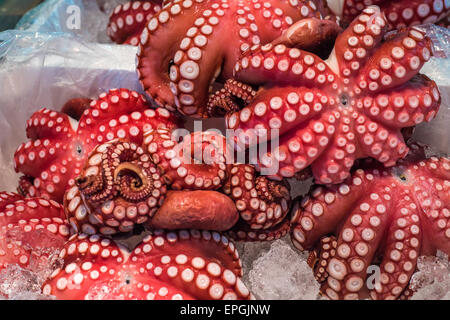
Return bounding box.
[290,145,450,300]
[42,230,251,300]
[221,6,440,183]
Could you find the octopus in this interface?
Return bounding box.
[65,127,291,240]
[135,0,341,117]
[42,229,252,300]
[64,128,235,235]
[107,0,163,45]
[216,6,441,184]
[14,88,179,202]
[326,0,450,30]
[290,144,450,300]
[0,192,70,274]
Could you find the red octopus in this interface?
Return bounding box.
[135,0,340,117]
[64,126,291,240]
[64,128,237,235]
[0,192,70,274]
[217,6,440,184]
[107,1,163,45]
[290,145,450,300]
[326,0,450,30]
[14,88,179,202]
[42,230,252,300]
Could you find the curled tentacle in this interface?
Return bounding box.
[65,140,167,236]
[207,80,257,117]
[307,235,338,282]
[226,214,291,242]
[223,164,291,230]
[143,128,230,190]
[290,146,450,300]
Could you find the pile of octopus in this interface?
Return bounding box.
[1,0,449,301]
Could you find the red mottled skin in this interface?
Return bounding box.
[150,190,239,231]
[108,1,163,45]
[14,89,179,202]
[225,6,440,184]
[42,230,252,300]
[136,0,336,117]
[326,0,450,30]
[0,192,70,274]
[290,145,450,300]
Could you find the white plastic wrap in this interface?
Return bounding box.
[0,0,449,300]
[0,31,140,191]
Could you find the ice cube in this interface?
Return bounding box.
[0,265,55,300]
[244,237,320,300]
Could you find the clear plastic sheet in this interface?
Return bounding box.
[0,1,449,300]
[15,0,115,43]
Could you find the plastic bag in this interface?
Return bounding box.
[15,0,117,43]
[0,31,140,191]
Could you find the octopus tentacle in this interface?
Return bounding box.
[370,202,422,300]
[207,79,257,117]
[327,0,450,30]
[226,214,291,241]
[307,235,337,282]
[137,0,216,111]
[107,1,162,45]
[14,89,179,202]
[43,230,251,300]
[290,148,450,300]
[290,172,368,251]
[309,114,358,183]
[328,6,387,80]
[234,44,336,88]
[354,114,409,167]
[223,164,290,230]
[254,111,338,180]
[227,87,333,148]
[353,27,433,94]
[322,188,394,300]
